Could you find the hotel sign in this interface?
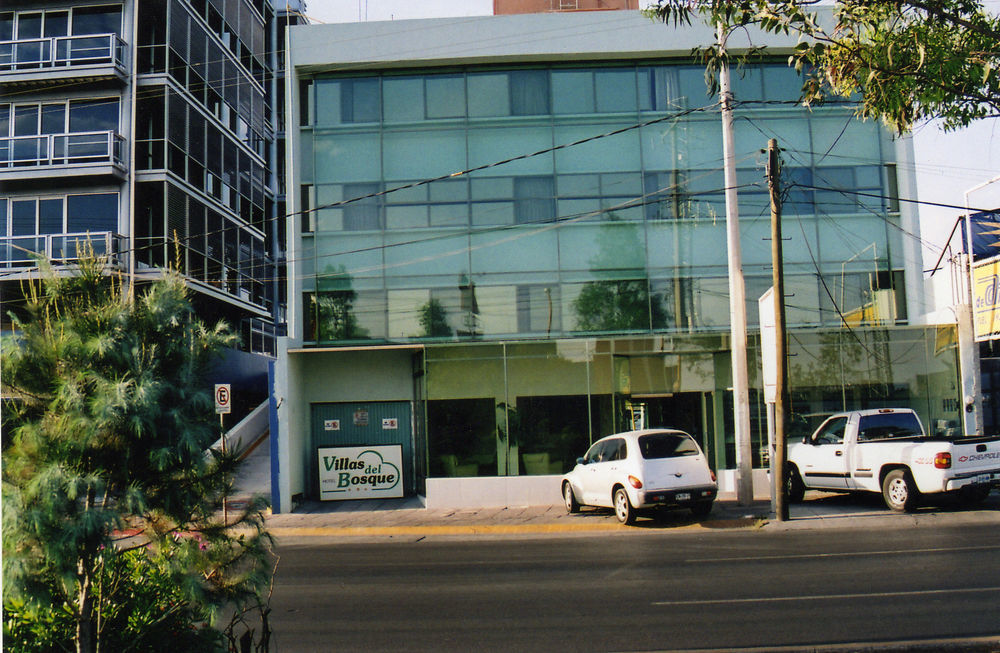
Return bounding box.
[318,445,404,500]
[972,258,1000,341]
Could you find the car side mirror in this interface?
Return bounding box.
[576,457,586,466]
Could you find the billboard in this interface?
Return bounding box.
[972,258,1000,341]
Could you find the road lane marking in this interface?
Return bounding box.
[653,586,1000,606]
[687,544,1000,563]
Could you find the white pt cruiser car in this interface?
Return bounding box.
[561,429,718,524]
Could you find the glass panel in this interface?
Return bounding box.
[313,132,380,183]
[341,78,379,124]
[38,198,63,234]
[425,75,465,119]
[384,230,468,278]
[383,129,465,179]
[44,12,69,38]
[11,199,36,235]
[471,227,557,275]
[595,69,637,113]
[71,5,122,36]
[427,398,501,477]
[552,70,594,114]
[69,98,118,132]
[510,70,549,115]
[559,222,646,274]
[67,193,117,233]
[41,104,65,134]
[14,105,39,136]
[383,76,424,122]
[468,126,552,175]
[468,73,509,117]
[513,176,554,224]
[17,13,43,38]
[554,124,639,173]
[762,64,803,102]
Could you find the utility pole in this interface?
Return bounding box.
[718,24,754,506]
[767,139,789,521]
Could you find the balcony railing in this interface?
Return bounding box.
[0,131,126,169]
[0,34,127,72]
[0,232,125,269]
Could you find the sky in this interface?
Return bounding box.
[300,0,1000,290]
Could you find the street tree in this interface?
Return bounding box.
[2,252,273,653]
[645,0,1000,132]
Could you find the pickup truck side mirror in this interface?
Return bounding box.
[802,436,811,445]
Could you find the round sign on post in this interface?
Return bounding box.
[215,384,232,415]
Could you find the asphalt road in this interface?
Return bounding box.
[269,523,1000,652]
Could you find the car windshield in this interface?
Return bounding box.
[638,432,699,459]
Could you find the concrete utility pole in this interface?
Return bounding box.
[767,139,789,521]
[718,24,754,506]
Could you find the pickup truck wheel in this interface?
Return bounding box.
[785,466,806,503]
[614,487,637,525]
[882,469,919,512]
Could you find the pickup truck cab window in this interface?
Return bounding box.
[813,416,847,445]
[856,412,923,442]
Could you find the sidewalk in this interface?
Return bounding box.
[264,490,1000,539]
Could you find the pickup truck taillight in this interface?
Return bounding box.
[934,452,952,469]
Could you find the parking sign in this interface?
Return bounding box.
[215,384,231,414]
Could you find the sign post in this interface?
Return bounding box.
[215,384,231,523]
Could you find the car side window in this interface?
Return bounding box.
[606,438,627,461]
[584,442,603,464]
[813,416,847,445]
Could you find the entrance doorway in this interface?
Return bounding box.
[309,401,415,499]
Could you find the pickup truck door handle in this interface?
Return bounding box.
[835,450,843,457]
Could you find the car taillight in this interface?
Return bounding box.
[934,452,952,469]
[710,469,717,483]
[628,475,643,489]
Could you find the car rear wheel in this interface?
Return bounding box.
[563,482,580,513]
[690,500,713,518]
[614,487,636,525]
[882,468,919,512]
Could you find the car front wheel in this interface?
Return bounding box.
[614,487,636,525]
[563,482,580,513]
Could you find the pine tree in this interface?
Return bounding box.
[2,252,273,653]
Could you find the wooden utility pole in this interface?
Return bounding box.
[767,139,790,521]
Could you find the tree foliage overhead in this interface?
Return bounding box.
[2,253,273,653]
[645,0,1000,132]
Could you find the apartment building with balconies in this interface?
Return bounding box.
[1,1,305,413]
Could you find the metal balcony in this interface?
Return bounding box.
[0,33,127,88]
[0,130,127,181]
[0,231,125,270]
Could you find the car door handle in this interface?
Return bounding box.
[835,450,843,456]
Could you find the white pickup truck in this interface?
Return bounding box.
[786,408,1000,512]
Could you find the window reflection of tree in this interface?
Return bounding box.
[310,265,367,341]
[572,217,665,332]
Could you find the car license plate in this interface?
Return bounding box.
[675,492,691,501]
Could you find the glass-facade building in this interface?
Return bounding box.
[277,12,959,510]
